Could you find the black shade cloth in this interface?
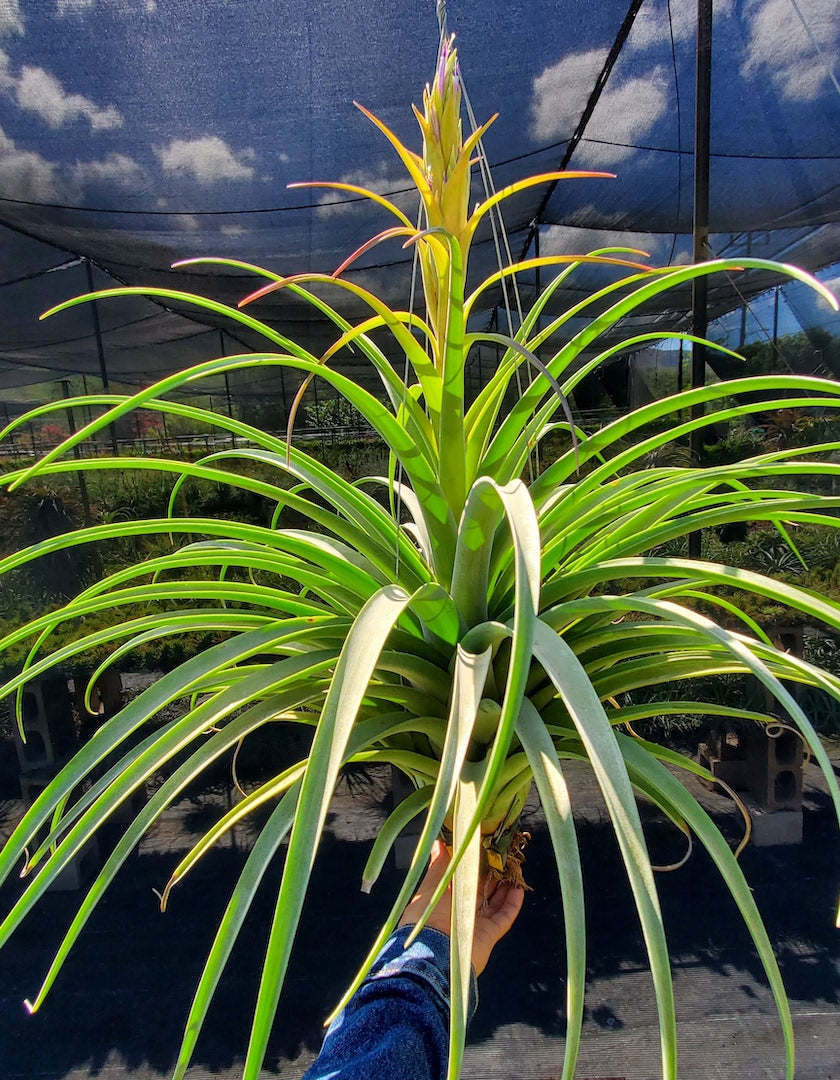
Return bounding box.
[1,0,839,412]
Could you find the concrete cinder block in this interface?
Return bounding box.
[698,741,750,792]
[9,676,77,773]
[746,725,804,811]
[752,624,805,811]
[744,799,803,847]
[47,835,101,892]
[72,668,124,727]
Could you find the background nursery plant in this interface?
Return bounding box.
[2,37,840,1080]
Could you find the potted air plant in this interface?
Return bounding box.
[1,37,840,1080]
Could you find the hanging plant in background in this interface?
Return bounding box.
[1,37,840,1080]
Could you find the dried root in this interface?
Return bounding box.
[484,828,532,891]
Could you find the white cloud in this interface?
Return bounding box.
[0,2,23,95]
[584,70,670,165]
[531,48,606,144]
[629,0,733,49]
[629,1,696,48]
[220,223,246,238]
[156,136,256,184]
[741,0,840,101]
[0,124,59,200]
[670,246,693,266]
[0,48,13,92]
[71,151,143,189]
[16,66,122,130]
[314,164,416,218]
[0,0,24,37]
[542,224,635,257]
[540,215,694,267]
[541,217,657,259]
[347,266,408,305]
[531,52,670,166]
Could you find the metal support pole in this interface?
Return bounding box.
[1,401,12,454]
[312,378,320,423]
[533,219,541,300]
[689,0,713,559]
[738,233,752,348]
[81,373,94,428]
[85,259,119,456]
[220,330,236,447]
[678,340,684,395]
[224,371,236,447]
[279,370,288,431]
[62,380,92,527]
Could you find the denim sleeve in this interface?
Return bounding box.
[302,925,478,1080]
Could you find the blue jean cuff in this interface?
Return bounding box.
[367,925,478,1021]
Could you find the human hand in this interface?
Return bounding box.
[398,838,525,976]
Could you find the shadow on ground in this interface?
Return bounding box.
[473,791,840,1043]
[0,782,838,1078]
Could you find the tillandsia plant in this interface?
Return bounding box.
[2,36,840,1080]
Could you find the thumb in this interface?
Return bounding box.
[420,838,451,894]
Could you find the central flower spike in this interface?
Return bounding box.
[416,35,470,244]
[410,35,475,356]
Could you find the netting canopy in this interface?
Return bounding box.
[2,0,839,417]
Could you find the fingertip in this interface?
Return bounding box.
[430,838,447,863]
[425,839,451,882]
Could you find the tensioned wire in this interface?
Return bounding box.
[459,52,535,480]
[664,0,684,268]
[393,0,538,579]
[466,0,647,479]
[788,0,840,102]
[436,0,529,367]
[438,0,536,477]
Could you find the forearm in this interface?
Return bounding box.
[302,925,477,1080]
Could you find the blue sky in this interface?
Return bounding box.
[1,0,838,367]
[2,0,838,217]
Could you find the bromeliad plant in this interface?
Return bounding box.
[2,37,840,1080]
